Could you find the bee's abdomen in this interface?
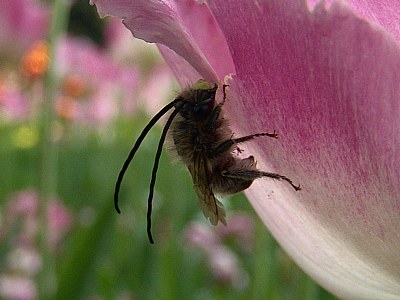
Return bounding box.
[171,112,231,166]
[170,117,198,164]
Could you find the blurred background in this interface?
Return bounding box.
[0,0,336,299]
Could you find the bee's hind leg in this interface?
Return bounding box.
[222,168,301,191]
[210,132,278,158]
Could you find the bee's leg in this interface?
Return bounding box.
[210,132,278,158]
[206,105,223,131]
[206,84,229,130]
[222,169,301,191]
[221,84,229,105]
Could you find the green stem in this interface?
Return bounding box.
[38,0,70,299]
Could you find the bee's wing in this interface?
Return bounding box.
[190,156,226,226]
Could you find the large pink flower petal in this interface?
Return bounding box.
[206,0,400,298]
[92,0,400,298]
[170,0,235,79]
[91,0,223,82]
[307,0,400,43]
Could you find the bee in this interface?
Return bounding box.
[114,79,300,244]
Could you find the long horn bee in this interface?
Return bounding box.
[115,79,300,243]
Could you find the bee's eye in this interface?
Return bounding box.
[193,98,213,119]
[194,98,212,113]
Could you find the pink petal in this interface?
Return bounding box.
[307,0,400,43]
[170,0,234,79]
[157,44,203,86]
[206,0,400,298]
[92,0,400,297]
[90,0,230,82]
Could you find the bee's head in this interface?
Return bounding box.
[176,80,218,121]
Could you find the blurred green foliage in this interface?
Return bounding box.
[0,114,336,299]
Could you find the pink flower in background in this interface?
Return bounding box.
[0,275,36,300]
[92,0,400,298]
[3,190,39,244]
[0,83,29,120]
[104,18,177,116]
[0,1,169,125]
[0,190,73,300]
[47,201,73,250]
[8,190,38,217]
[1,190,73,250]
[0,0,50,61]
[57,36,122,87]
[55,35,138,125]
[215,213,255,253]
[0,0,49,122]
[138,65,177,116]
[184,222,247,288]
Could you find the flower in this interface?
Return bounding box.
[0,83,29,121]
[0,275,36,300]
[0,0,49,122]
[47,201,73,250]
[55,35,138,125]
[184,222,247,288]
[1,190,73,250]
[0,0,50,62]
[0,190,73,300]
[104,18,177,116]
[92,0,400,298]
[21,41,50,78]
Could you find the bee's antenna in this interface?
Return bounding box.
[114,99,180,214]
[146,102,184,244]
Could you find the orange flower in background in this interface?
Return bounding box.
[56,96,78,121]
[21,41,49,78]
[61,75,87,98]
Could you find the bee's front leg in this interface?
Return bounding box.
[206,84,229,131]
[206,105,223,131]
